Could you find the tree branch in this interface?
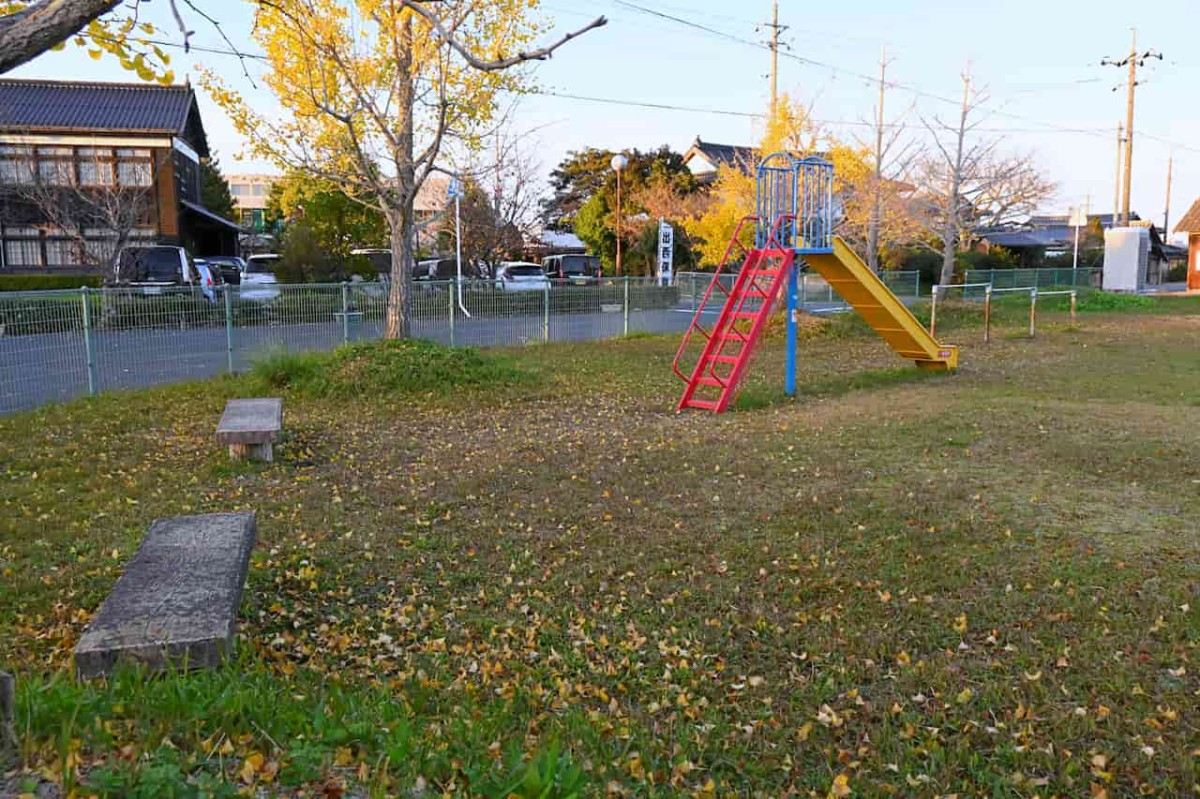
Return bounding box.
[0,0,122,73]
[402,3,607,71]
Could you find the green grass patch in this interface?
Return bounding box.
[4,311,1200,796]
[248,339,533,398]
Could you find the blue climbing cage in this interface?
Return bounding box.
[754,153,835,253]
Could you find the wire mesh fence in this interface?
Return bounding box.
[963,267,1101,290]
[0,269,926,416]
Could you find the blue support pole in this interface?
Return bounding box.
[785,261,798,396]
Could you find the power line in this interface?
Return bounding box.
[527,88,1154,136]
[606,0,1141,145]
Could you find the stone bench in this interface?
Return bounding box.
[216,398,282,462]
[74,512,257,680]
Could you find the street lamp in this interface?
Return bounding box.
[611,153,628,277]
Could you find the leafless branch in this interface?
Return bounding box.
[402,2,607,71]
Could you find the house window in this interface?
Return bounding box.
[232,183,249,196]
[3,227,44,267]
[36,147,74,186]
[77,148,115,187]
[116,149,153,187]
[44,237,77,267]
[0,145,33,185]
[251,184,265,197]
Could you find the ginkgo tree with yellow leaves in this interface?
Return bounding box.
[688,94,917,270]
[205,1,605,339]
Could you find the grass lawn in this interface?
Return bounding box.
[2,296,1199,797]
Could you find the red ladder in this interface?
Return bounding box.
[672,216,797,413]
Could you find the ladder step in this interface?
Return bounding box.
[695,376,726,388]
[732,311,761,320]
[684,399,720,411]
[712,354,740,364]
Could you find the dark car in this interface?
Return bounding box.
[542,254,601,283]
[114,245,222,302]
[197,255,246,285]
[415,258,478,281]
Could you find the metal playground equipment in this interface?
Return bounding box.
[673,153,958,413]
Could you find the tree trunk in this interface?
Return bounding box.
[0,0,121,74]
[867,188,881,272]
[385,207,414,339]
[940,221,957,287]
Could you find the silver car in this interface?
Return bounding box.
[494,262,550,292]
[241,254,281,301]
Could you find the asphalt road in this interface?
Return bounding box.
[0,307,695,415]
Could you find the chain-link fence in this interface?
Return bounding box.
[963,267,1101,290]
[1,270,927,415]
[674,270,922,313]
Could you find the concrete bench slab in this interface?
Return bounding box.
[74,512,257,680]
[216,398,282,462]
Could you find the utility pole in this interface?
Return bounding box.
[1102,29,1162,225]
[762,0,787,120]
[868,47,889,272]
[1164,153,1174,234]
[1113,123,1123,227]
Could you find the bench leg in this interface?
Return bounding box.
[228,442,273,462]
[249,442,274,462]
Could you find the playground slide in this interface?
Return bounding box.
[804,237,958,371]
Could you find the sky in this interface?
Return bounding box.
[9,0,1198,240]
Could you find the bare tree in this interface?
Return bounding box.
[5,148,160,280]
[920,70,1055,284]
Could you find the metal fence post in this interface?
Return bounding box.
[800,272,808,308]
[1070,290,1077,327]
[914,272,921,299]
[1029,287,1037,338]
[341,282,351,345]
[80,287,97,396]
[930,285,939,338]
[543,280,550,343]
[224,285,235,374]
[983,285,992,344]
[623,278,630,336]
[448,282,456,347]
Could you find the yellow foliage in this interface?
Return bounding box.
[202,1,545,186]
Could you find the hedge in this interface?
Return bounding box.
[0,274,103,292]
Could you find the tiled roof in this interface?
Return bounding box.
[1175,199,1200,234]
[0,79,195,134]
[688,138,757,170]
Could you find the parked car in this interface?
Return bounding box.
[494,262,550,292]
[241,253,281,300]
[115,245,219,303]
[542,254,601,283]
[197,255,246,285]
[416,257,480,282]
[351,248,392,278]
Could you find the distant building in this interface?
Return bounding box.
[682,138,757,184]
[524,227,586,261]
[1174,199,1200,291]
[227,173,277,233]
[0,79,242,275]
[979,213,1186,283]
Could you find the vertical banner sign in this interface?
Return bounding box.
[657,219,674,286]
